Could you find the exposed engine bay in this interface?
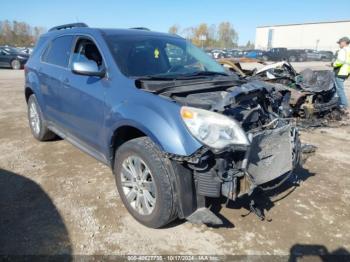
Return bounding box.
[137,77,300,213]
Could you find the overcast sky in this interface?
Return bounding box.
[1,0,349,45]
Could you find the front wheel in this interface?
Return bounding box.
[113,137,177,228]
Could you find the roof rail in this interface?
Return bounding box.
[49,23,88,32]
[130,27,150,31]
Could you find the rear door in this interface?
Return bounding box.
[39,35,74,123]
[59,35,109,156]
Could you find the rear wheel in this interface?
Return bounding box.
[113,137,177,228]
[11,59,21,70]
[27,94,56,141]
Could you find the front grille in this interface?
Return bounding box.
[196,170,221,197]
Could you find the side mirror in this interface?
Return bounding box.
[72,61,105,78]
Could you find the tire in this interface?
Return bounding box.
[298,56,305,62]
[27,94,56,141]
[113,137,177,228]
[289,56,296,62]
[11,59,21,70]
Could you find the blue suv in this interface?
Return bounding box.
[25,23,300,228]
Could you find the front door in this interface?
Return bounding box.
[60,36,109,155]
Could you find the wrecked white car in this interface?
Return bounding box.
[220,60,340,119]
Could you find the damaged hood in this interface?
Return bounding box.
[170,80,278,111]
[136,75,291,131]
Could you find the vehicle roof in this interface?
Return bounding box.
[42,27,182,39]
[0,46,21,52]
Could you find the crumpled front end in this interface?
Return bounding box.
[191,121,300,202]
[168,79,301,221]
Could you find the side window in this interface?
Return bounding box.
[165,43,185,66]
[42,35,73,67]
[71,38,104,69]
[32,36,48,57]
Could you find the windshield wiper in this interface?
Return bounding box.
[136,71,229,81]
[136,75,177,81]
[183,71,229,77]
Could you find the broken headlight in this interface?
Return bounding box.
[180,106,249,149]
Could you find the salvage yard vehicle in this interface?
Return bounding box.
[220,60,340,119]
[318,51,335,61]
[244,49,266,60]
[304,49,334,61]
[25,23,301,228]
[304,49,324,61]
[0,46,29,69]
[263,48,307,62]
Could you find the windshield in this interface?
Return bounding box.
[2,46,21,54]
[104,34,226,78]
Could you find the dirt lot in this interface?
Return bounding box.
[0,62,349,258]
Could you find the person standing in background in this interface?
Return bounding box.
[333,37,350,113]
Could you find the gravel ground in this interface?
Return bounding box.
[0,62,349,259]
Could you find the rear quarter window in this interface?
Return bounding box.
[31,36,48,57]
[42,35,74,68]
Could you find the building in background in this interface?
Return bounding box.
[255,20,350,52]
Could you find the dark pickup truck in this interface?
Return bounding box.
[263,48,307,62]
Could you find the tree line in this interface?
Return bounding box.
[168,22,242,49]
[0,20,253,49]
[0,20,46,47]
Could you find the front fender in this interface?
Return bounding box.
[105,97,202,156]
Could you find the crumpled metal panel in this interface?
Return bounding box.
[247,124,293,185]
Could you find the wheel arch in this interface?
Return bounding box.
[25,87,34,103]
[109,124,154,168]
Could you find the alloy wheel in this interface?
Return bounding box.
[11,60,21,70]
[120,155,157,215]
[29,101,40,135]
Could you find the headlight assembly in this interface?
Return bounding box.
[180,106,249,149]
